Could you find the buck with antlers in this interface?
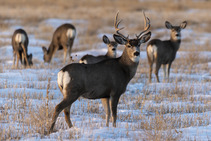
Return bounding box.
[79,35,118,64]
[49,12,151,133]
[12,29,33,69]
[147,21,187,83]
[42,23,76,64]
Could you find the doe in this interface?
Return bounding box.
[42,23,76,64]
[12,29,33,69]
[79,35,118,64]
[146,21,187,83]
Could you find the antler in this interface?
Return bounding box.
[136,11,150,39]
[114,11,129,40]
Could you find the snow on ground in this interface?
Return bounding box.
[0,18,210,140]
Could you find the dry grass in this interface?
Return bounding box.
[0,0,210,140]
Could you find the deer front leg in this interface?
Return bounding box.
[101,98,110,127]
[167,63,172,83]
[109,96,120,127]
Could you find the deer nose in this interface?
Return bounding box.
[175,33,179,37]
[112,48,116,51]
[134,51,140,56]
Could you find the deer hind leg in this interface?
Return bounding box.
[101,98,110,127]
[49,99,70,133]
[155,62,161,83]
[67,39,74,62]
[68,39,74,56]
[149,63,153,83]
[109,96,120,127]
[13,51,16,68]
[62,44,68,64]
[16,52,21,69]
[167,63,172,83]
[49,88,79,133]
[162,64,166,82]
[64,105,73,128]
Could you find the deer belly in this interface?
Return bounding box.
[81,90,110,99]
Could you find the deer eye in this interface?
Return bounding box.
[127,45,131,48]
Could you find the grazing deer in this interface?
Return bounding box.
[79,35,118,64]
[42,23,76,64]
[12,29,33,69]
[49,12,151,133]
[146,21,187,83]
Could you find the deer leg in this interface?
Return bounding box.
[63,46,67,64]
[68,39,74,57]
[21,44,29,67]
[63,105,73,128]
[162,64,166,82]
[16,52,20,69]
[49,88,79,133]
[13,51,16,68]
[49,99,70,133]
[109,96,120,127]
[149,63,153,83]
[101,98,110,127]
[167,63,172,83]
[155,62,161,83]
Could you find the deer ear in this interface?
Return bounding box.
[42,46,47,53]
[180,21,187,29]
[139,32,151,44]
[113,34,127,45]
[102,35,110,44]
[165,21,172,29]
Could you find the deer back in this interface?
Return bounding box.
[42,23,76,63]
[12,29,29,52]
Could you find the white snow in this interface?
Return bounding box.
[0,18,210,140]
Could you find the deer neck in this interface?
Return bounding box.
[170,38,181,51]
[47,43,56,59]
[119,49,139,81]
[106,51,116,58]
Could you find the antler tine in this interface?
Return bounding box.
[136,11,150,39]
[114,11,128,40]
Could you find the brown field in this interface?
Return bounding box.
[0,0,211,140]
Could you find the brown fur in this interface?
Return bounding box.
[12,29,33,69]
[42,23,76,64]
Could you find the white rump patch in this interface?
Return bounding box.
[79,59,87,64]
[57,71,71,97]
[147,45,157,61]
[63,71,71,88]
[66,29,76,39]
[15,33,26,43]
[57,71,64,89]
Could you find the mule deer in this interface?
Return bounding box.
[12,29,33,69]
[49,12,151,133]
[79,35,118,64]
[42,23,76,64]
[147,21,187,83]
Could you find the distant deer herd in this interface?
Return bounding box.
[10,11,187,133]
